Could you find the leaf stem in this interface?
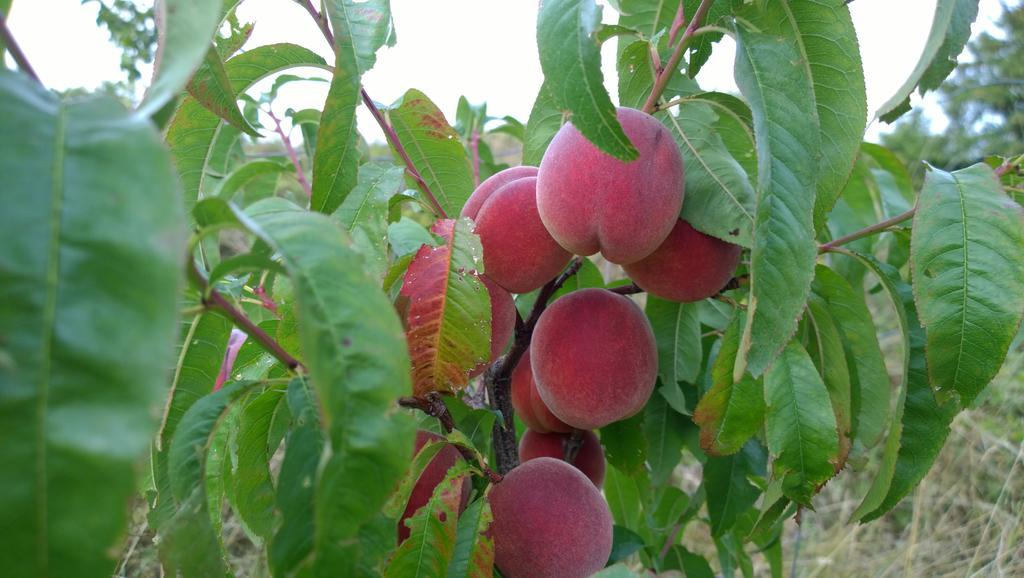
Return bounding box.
[817,207,916,252]
[189,259,304,371]
[0,13,41,83]
[265,107,312,197]
[297,0,449,218]
[641,0,716,114]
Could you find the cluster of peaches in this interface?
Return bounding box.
[399,108,741,577]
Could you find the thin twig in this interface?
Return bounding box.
[642,0,716,114]
[360,89,449,217]
[265,107,312,197]
[0,13,41,83]
[189,260,304,371]
[818,208,915,252]
[609,282,644,295]
[297,0,448,217]
[470,130,481,189]
[398,392,503,483]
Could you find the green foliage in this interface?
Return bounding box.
[732,2,821,379]
[4,0,1022,576]
[0,71,185,577]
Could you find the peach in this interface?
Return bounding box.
[463,174,572,293]
[461,165,538,219]
[623,219,741,302]
[468,276,516,377]
[536,107,684,264]
[518,429,606,487]
[531,288,657,429]
[510,349,572,434]
[489,457,613,578]
[397,431,471,543]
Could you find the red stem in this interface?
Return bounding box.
[189,260,303,371]
[642,0,716,114]
[470,130,481,189]
[266,108,312,197]
[298,0,448,218]
[0,13,41,83]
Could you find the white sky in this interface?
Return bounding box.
[6,0,1009,143]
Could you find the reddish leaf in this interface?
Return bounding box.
[401,218,491,394]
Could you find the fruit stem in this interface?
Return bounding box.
[0,13,41,83]
[297,0,449,218]
[817,207,916,252]
[641,0,717,114]
[609,282,643,295]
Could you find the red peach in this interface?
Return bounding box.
[531,288,657,429]
[623,219,741,302]
[518,429,606,487]
[510,349,572,434]
[536,107,684,264]
[468,276,516,378]
[397,431,471,544]
[464,175,572,293]
[461,165,538,219]
[489,457,613,578]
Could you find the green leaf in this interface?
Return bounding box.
[187,45,260,136]
[446,498,495,578]
[832,252,957,522]
[243,198,416,573]
[161,380,257,577]
[811,265,890,458]
[522,81,563,166]
[691,92,757,182]
[805,295,853,467]
[593,563,646,578]
[537,0,637,161]
[215,160,291,200]
[388,89,475,216]
[400,218,491,395]
[150,312,233,529]
[166,44,329,212]
[137,0,223,117]
[646,297,701,386]
[877,0,980,122]
[601,412,647,475]
[644,393,687,485]
[694,315,765,456]
[732,4,821,379]
[764,341,839,506]
[386,467,469,577]
[269,378,323,575]
[311,1,394,214]
[607,525,645,564]
[705,441,766,538]
[333,162,406,280]
[0,72,185,577]
[233,385,286,539]
[776,0,867,231]
[910,164,1024,406]
[667,98,757,247]
[603,465,644,532]
[662,546,715,578]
